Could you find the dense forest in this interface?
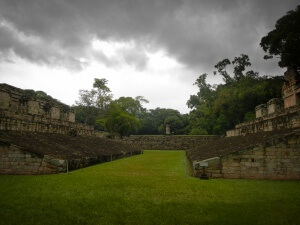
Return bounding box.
[72,55,283,137]
[186,55,283,135]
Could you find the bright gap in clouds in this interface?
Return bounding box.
[0,40,199,114]
[92,39,118,58]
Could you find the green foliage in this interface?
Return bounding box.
[75,79,149,136]
[76,78,113,109]
[0,151,299,225]
[138,108,188,135]
[187,54,283,135]
[101,103,141,137]
[244,111,256,122]
[164,115,184,132]
[214,59,232,83]
[232,54,252,81]
[260,5,300,71]
[114,96,148,117]
[22,89,64,106]
[72,105,103,130]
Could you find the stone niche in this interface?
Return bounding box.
[51,106,60,120]
[27,100,40,115]
[255,104,268,118]
[267,98,283,115]
[0,91,11,109]
[69,112,75,123]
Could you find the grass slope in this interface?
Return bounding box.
[0,150,299,225]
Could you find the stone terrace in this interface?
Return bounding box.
[0,131,141,174]
[188,128,300,180]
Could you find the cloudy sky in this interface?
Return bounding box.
[0,0,298,113]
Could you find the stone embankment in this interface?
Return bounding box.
[121,135,220,150]
[189,128,300,180]
[0,131,141,175]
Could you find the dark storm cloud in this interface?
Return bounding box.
[0,0,298,74]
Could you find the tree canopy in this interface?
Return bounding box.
[187,54,283,135]
[260,5,300,71]
[76,78,113,109]
[74,78,149,137]
[101,103,141,138]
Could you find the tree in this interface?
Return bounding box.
[213,54,253,84]
[102,103,141,138]
[114,96,148,117]
[260,5,300,71]
[92,78,113,109]
[187,55,284,135]
[187,73,215,110]
[164,115,184,134]
[214,59,232,84]
[76,78,113,109]
[72,105,102,129]
[137,107,187,135]
[231,54,251,81]
[75,78,113,126]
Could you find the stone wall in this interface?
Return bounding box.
[0,83,75,122]
[227,105,300,137]
[0,142,66,175]
[193,132,300,180]
[121,135,220,150]
[0,109,103,136]
[0,140,142,175]
[0,83,105,137]
[282,68,300,108]
[227,68,300,137]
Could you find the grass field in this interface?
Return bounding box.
[0,150,299,225]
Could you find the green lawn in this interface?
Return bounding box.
[0,150,299,225]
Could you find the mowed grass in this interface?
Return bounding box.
[0,150,299,225]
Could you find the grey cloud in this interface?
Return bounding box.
[92,44,149,71]
[118,47,149,70]
[0,0,298,74]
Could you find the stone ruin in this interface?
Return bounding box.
[1,72,299,180]
[188,68,300,180]
[0,83,141,175]
[282,68,300,108]
[227,68,300,137]
[165,124,171,135]
[0,83,102,136]
[189,128,300,180]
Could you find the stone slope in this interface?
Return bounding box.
[0,131,141,160]
[187,128,300,162]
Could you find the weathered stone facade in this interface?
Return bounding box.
[227,103,300,137]
[227,69,300,137]
[0,141,66,175]
[193,131,300,180]
[0,83,104,137]
[0,83,75,121]
[282,68,300,108]
[121,135,219,150]
[0,131,142,175]
[0,83,141,175]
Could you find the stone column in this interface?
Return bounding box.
[166,124,171,135]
